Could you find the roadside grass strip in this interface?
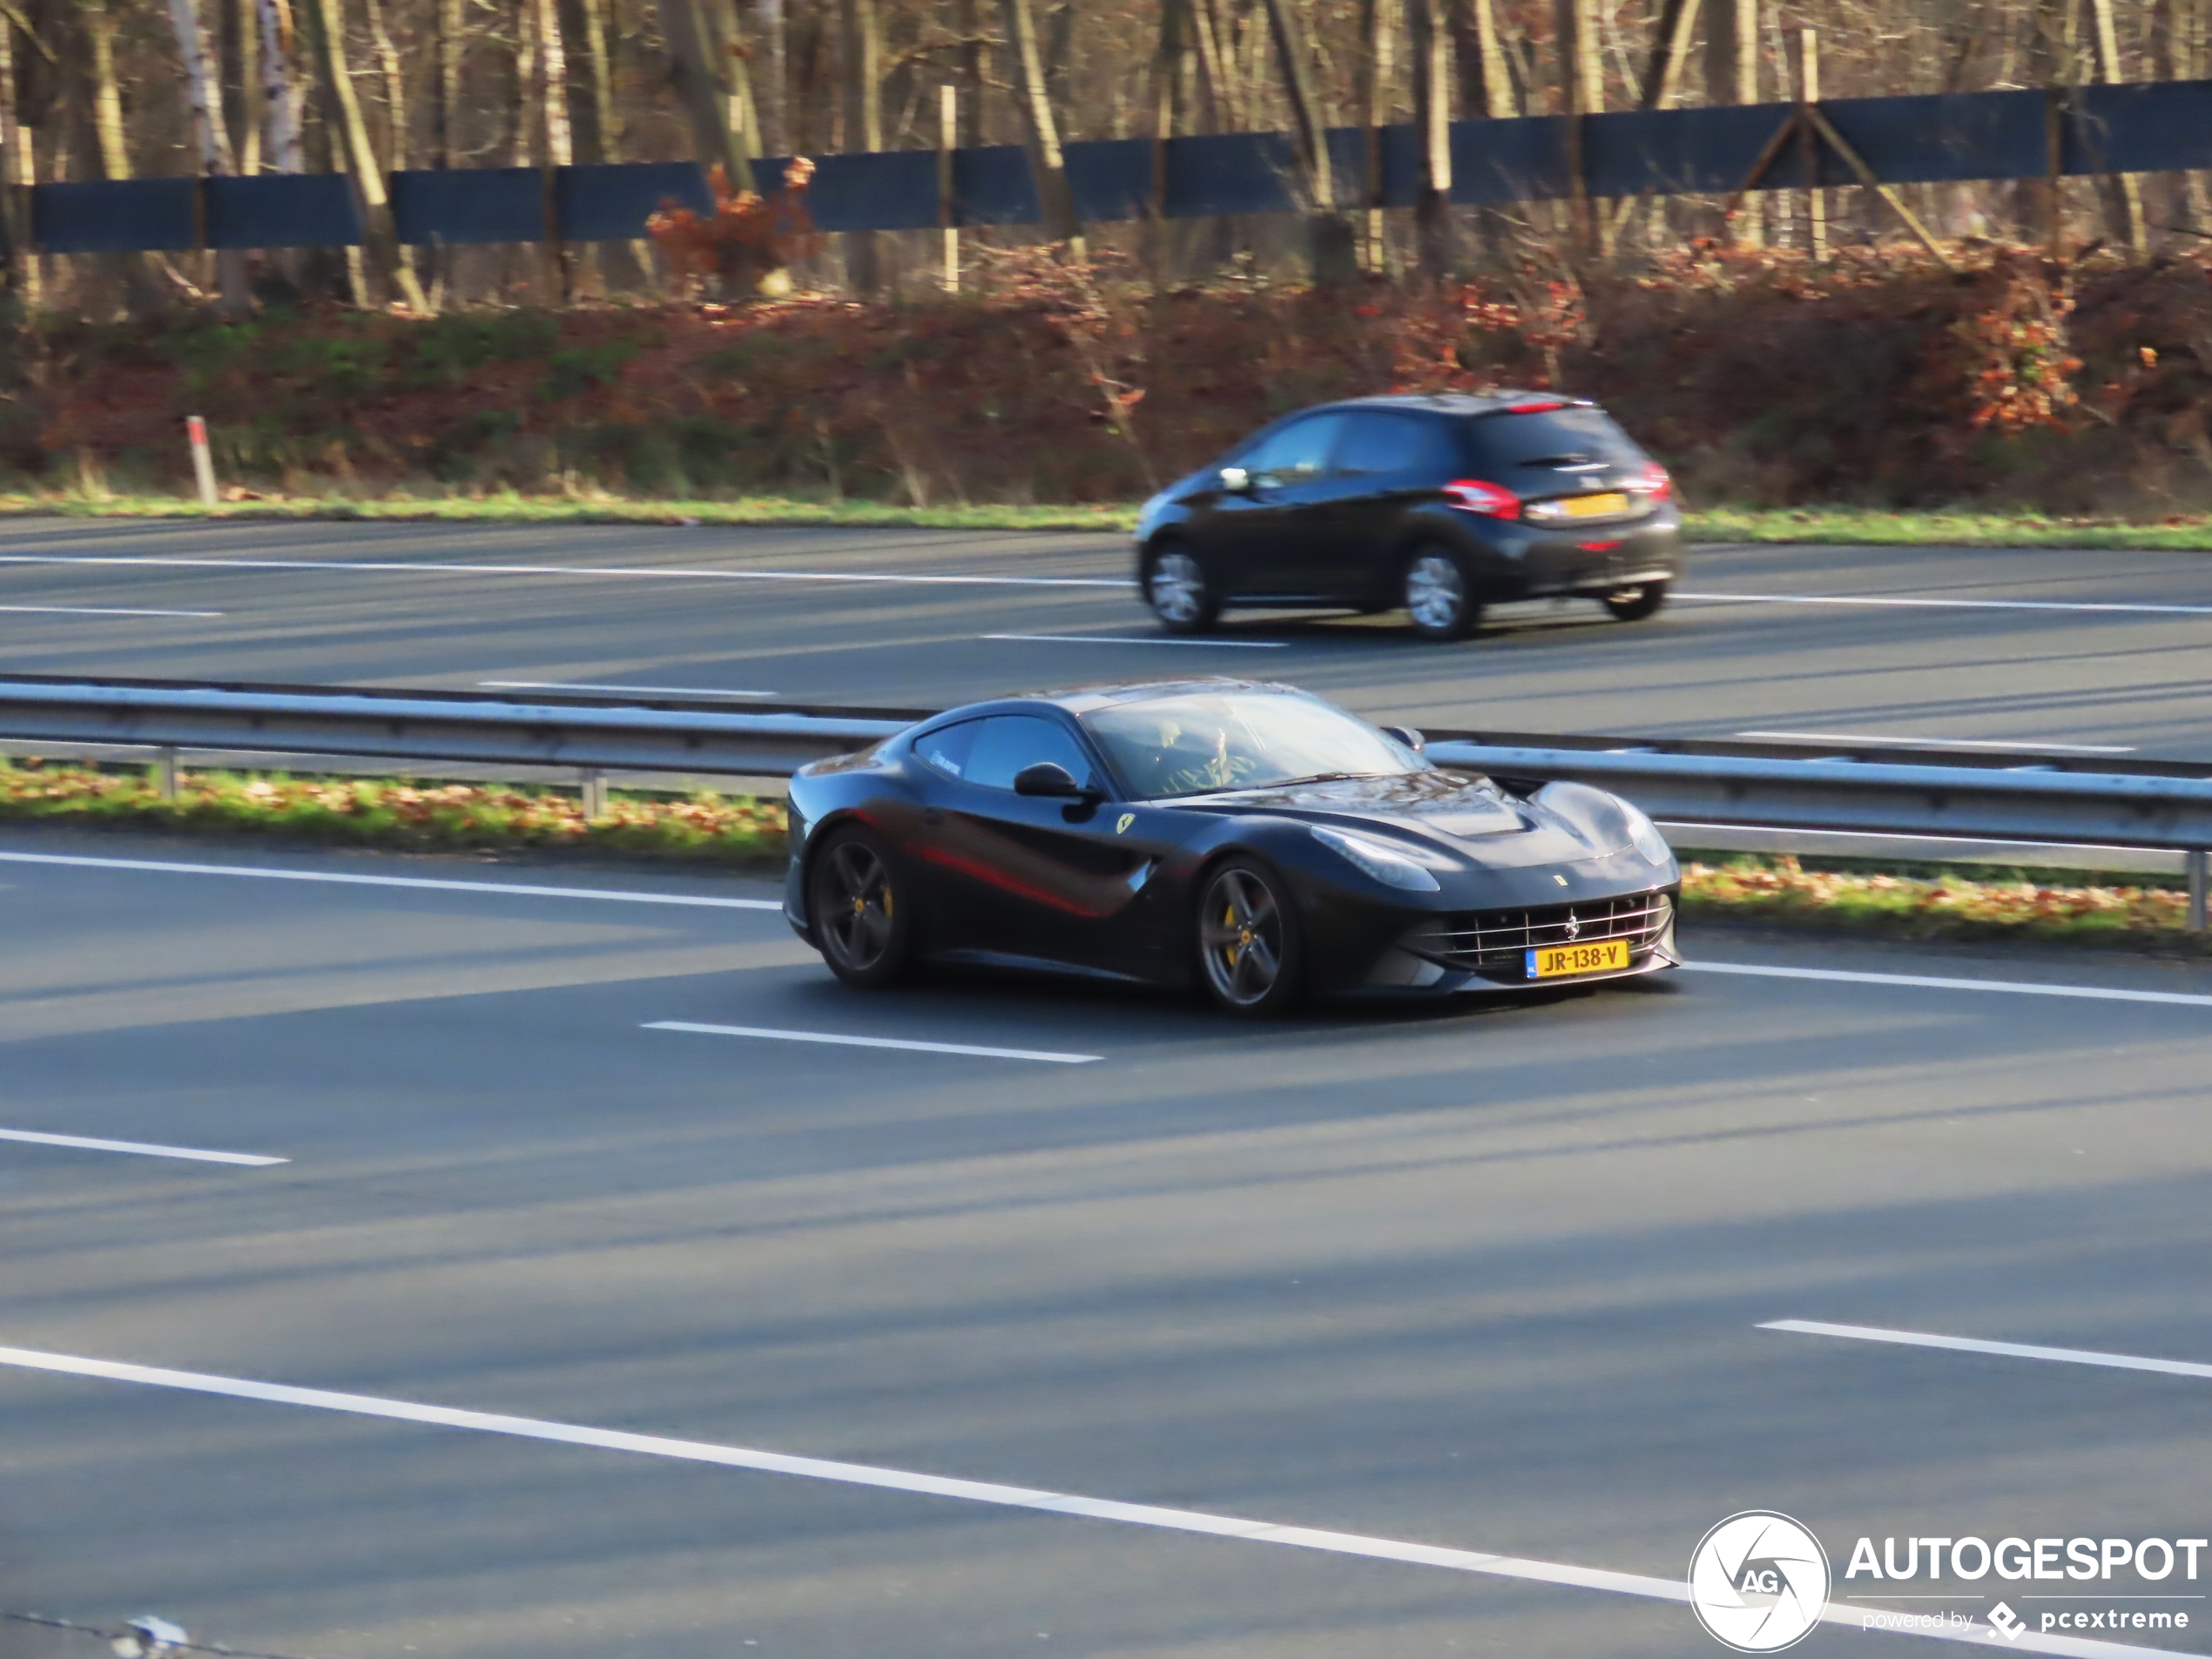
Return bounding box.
[0,1345,2173,1657]
[0,1129,284,1166]
[1764,1320,2212,1383]
[647,1021,1099,1064]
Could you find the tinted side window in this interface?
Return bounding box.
[914,719,981,780]
[1241,413,1349,484]
[1469,407,1644,469]
[1332,413,1461,476]
[962,715,1098,792]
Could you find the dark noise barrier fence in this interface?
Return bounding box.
[19,77,2212,254]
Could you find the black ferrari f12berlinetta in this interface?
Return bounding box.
[784,679,1681,1015]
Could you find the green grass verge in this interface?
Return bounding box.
[1680,853,2212,956]
[0,759,786,865]
[13,492,2212,549]
[0,492,1141,534]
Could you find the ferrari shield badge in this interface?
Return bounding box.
[1116,813,1136,834]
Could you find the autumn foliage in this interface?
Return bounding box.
[11,241,2212,516]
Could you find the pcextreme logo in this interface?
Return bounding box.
[1689,1511,1832,1652]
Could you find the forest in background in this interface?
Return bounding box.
[0,0,2206,515]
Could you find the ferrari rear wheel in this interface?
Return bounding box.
[1197,858,1303,1015]
[810,827,914,988]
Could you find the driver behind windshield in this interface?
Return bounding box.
[1083,691,1425,800]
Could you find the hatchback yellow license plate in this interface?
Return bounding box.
[1561,492,1629,517]
[1527,939,1631,979]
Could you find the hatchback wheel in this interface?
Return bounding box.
[1602,580,1670,622]
[1146,544,1219,635]
[808,828,914,988]
[1404,549,1483,642]
[1197,858,1303,1015]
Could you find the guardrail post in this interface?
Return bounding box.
[579,767,607,820]
[2190,847,2208,933]
[154,746,179,800]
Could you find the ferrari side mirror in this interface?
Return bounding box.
[1218,464,1253,494]
[1014,762,1093,799]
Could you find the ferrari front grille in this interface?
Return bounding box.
[1406,891,1672,972]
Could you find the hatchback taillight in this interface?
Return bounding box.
[1442,478,1521,517]
[1629,462,1672,500]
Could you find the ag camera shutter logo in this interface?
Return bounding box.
[1689,1511,1832,1652]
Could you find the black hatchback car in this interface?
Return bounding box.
[1133,393,1683,641]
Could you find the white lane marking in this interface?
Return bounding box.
[982,633,1287,648]
[0,603,226,617]
[1764,1319,2212,1383]
[1681,590,2212,617]
[1684,960,2212,1008]
[647,1020,1098,1064]
[0,1346,2159,1657]
[480,679,779,698]
[0,1128,285,1166]
[0,851,782,910]
[0,555,1132,590]
[1737,729,2139,755]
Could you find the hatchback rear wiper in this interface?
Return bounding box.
[1518,453,1595,469]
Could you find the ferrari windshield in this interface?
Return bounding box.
[1082,691,1426,800]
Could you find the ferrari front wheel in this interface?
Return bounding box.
[809,827,914,988]
[1197,858,1303,1015]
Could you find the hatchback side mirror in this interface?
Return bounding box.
[1218,464,1253,494]
[1014,761,1095,799]
[1381,725,1426,753]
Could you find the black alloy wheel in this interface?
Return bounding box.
[1146,543,1220,635]
[1404,546,1484,642]
[809,828,914,988]
[1197,858,1303,1015]
[1602,580,1670,622]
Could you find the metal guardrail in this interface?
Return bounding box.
[3,675,2205,925]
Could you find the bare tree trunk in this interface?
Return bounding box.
[1359,0,1397,273]
[1001,0,1082,255]
[2085,0,2147,247]
[258,0,304,172]
[841,0,881,293]
[1407,0,1452,276]
[1636,0,1698,107]
[0,17,32,305]
[1149,0,1184,282]
[577,0,616,156]
[509,0,536,165]
[1260,0,1355,283]
[1554,0,1605,252]
[536,0,571,165]
[308,0,428,307]
[167,0,253,314]
[362,0,405,166]
[659,0,756,190]
[1705,0,1759,245]
[955,0,984,145]
[1447,0,1515,119]
[2163,0,2209,227]
[229,0,260,173]
[433,0,460,165]
[753,0,784,154]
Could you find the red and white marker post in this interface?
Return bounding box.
[185,415,218,508]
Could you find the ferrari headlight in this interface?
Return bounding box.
[1310,825,1441,892]
[1619,801,1672,865]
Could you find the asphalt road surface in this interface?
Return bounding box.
[5,517,2212,756]
[7,827,2212,1659]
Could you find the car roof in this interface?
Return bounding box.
[986,678,1300,718]
[1305,391,1593,419]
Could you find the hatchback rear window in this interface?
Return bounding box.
[1469,406,1645,470]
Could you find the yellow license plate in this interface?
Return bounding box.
[1527,939,1631,979]
[1561,492,1629,518]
